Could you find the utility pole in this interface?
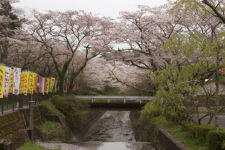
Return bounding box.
[29,93,35,141]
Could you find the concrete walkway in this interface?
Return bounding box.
[193,114,225,129]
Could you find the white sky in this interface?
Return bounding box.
[13,0,168,19]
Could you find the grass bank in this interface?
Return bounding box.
[38,121,61,133]
[18,142,61,150]
[40,99,64,116]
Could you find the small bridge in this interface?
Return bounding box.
[75,96,154,103]
[75,96,154,111]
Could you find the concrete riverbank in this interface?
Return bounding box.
[0,105,106,150]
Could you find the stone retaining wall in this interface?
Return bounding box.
[158,128,189,150]
[0,105,44,150]
[0,111,30,150]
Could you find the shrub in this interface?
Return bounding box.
[181,121,189,131]
[187,123,198,138]
[183,123,197,131]
[207,130,225,150]
[182,123,214,141]
[194,124,214,140]
[51,94,90,129]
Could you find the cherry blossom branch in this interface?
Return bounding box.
[104,63,152,94]
[202,0,225,24]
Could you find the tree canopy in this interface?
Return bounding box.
[4,1,225,129]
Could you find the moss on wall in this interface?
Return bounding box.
[0,111,30,150]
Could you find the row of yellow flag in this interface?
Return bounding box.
[0,66,56,98]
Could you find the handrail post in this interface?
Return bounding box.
[29,100,35,141]
[2,97,4,114]
[12,95,14,111]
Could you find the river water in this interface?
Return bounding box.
[38,111,160,150]
[73,111,159,150]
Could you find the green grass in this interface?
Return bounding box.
[18,142,61,150]
[152,116,208,150]
[38,121,61,133]
[41,100,64,116]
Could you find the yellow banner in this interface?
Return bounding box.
[45,78,50,94]
[0,66,6,98]
[20,74,25,94]
[28,72,36,94]
[8,69,14,94]
[49,78,55,92]
[20,72,29,95]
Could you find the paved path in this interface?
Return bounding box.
[193,114,225,129]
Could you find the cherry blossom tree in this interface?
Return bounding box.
[99,4,185,95]
[173,0,225,24]
[104,60,157,95]
[75,57,154,95]
[112,5,183,72]
[73,57,122,94]
[202,0,225,23]
[6,35,53,76]
[66,16,115,93]
[25,10,114,95]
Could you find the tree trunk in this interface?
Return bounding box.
[207,114,213,125]
[58,79,64,96]
[68,76,75,94]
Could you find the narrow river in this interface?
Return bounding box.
[72,111,159,150]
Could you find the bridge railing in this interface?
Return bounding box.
[74,96,154,104]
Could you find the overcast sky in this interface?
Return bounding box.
[13,0,168,18]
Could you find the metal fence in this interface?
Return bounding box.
[0,93,53,114]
